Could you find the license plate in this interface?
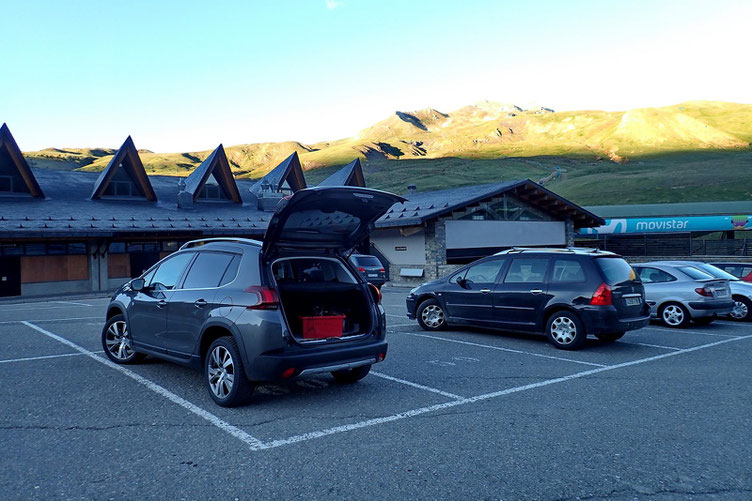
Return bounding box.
[715,290,728,297]
[625,297,641,306]
[368,273,378,277]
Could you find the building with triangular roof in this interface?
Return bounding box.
[318,158,366,188]
[182,145,241,204]
[91,136,157,201]
[0,123,45,198]
[248,152,307,210]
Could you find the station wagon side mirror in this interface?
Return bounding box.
[456,277,469,288]
[130,278,146,292]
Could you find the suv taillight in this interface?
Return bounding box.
[244,286,279,309]
[357,267,366,273]
[590,283,612,306]
[694,287,712,297]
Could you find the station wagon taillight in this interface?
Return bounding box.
[590,283,612,306]
[244,286,279,309]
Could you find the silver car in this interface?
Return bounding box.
[659,261,752,322]
[632,262,734,328]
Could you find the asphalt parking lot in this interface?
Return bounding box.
[1,289,751,500]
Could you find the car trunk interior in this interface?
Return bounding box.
[271,257,372,341]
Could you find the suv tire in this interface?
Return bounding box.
[332,364,371,383]
[595,331,625,342]
[417,298,447,331]
[102,314,147,364]
[205,336,255,407]
[659,302,690,328]
[546,311,586,350]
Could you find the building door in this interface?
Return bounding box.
[0,256,21,297]
[130,251,161,278]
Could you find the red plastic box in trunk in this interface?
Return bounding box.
[300,315,345,339]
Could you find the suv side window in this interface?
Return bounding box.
[550,259,586,283]
[149,252,194,291]
[637,267,676,284]
[182,252,236,289]
[504,258,549,283]
[463,259,505,285]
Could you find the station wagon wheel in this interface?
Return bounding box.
[659,303,690,328]
[730,296,752,321]
[546,311,586,350]
[204,336,254,407]
[417,299,446,331]
[101,314,146,364]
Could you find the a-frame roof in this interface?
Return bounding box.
[318,158,366,188]
[91,136,157,201]
[249,151,307,195]
[0,123,45,198]
[183,145,241,203]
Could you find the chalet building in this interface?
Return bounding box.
[0,123,603,297]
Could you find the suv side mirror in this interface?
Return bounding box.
[131,278,146,292]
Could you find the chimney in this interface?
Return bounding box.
[177,178,193,209]
[407,184,417,196]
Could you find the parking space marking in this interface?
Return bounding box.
[646,326,741,338]
[54,301,94,307]
[261,334,752,451]
[0,305,95,312]
[0,350,105,364]
[370,371,463,400]
[400,332,608,368]
[0,316,102,325]
[21,321,267,451]
[626,342,682,351]
[386,313,408,318]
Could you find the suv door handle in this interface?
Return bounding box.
[479,288,491,294]
[194,299,207,308]
[529,289,544,294]
[157,299,167,308]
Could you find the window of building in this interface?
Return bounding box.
[197,173,230,201]
[101,163,146,198]
[0,145,31,195]
[458,195,550,221]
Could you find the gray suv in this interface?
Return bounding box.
[101,187,404,406]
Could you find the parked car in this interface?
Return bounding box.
[631,262,734,328]
[710,262,752,283]
[101,187,404,407]
[658,261,752,322]
[406,248,650,350]
[349,254,387,287]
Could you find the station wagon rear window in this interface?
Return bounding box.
[595,257,637,285]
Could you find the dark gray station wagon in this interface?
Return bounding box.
[101,187,404,406]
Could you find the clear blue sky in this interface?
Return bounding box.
[1,0,750,152]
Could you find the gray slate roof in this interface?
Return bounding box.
[318,159,366,187]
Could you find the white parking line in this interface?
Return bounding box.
[0,350,106,364]
[400,332,607,368]
[21,321,267,451]
[646,326,741,338]
[386,313,408,318]
[370,371,463,400]
[260,334,752,451]
[0,305,95,312]
[0,316,102,325]
[626,342,682,351]
[54,301,94,307]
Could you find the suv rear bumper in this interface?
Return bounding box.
[579,306,650,335]
[246,338,388,381]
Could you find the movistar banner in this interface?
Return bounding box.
[580,215,752,235]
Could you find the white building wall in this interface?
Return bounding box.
[371,228,426,265]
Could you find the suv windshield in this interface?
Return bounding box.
[595,257,637,285]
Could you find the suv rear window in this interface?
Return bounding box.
[353,256,382,267]
[595,257,637,285]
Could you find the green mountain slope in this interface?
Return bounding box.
[21,100,752,205]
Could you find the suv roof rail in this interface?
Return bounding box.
[494,247,616,256]
[179,237,262,250]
